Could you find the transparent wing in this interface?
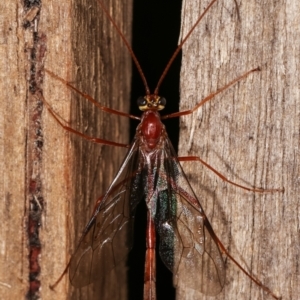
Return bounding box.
[69,140,145,287]
[173,193,225,295]
[156,138,225,295]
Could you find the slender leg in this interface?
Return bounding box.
[162,68,260,120]
[202,217,281,300]
[40,92,129,148]
[45,69,141,120]
[178,156,283,193]
[144,211,156,300]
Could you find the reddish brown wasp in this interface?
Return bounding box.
[43,0,282,299]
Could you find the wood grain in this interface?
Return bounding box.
[0,0,132,299]
[40,0,132,299]
[179,0,299,299]
[0,1,28,299]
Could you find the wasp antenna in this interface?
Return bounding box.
[96,0,150,95]
[154,0,218,95]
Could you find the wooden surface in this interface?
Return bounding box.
[0,0,132,299]
[179,0,299,299]
[2,0,299,299]
[0,1,28,299]
[41,0,132,299]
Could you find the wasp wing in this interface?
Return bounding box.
[156,138,225,296]
[68,133,225,294]
[69,139,145,287]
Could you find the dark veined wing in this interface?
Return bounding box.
[69,139,145,287]
[155,138,225,296]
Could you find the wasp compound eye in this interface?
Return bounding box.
[158,97,166,106]
[137,96,147,106]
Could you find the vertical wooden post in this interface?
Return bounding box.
[0,1,28,299]
[179,0,299,299]
[40,0,132,299]
[0,0,132,299]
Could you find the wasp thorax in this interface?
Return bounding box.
[137,95,166,111]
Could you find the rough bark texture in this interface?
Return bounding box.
[178,0,299,299]
[0,0,131,299]
[0,1,28,299]
[41,0,132,299]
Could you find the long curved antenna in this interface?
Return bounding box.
[96,0,150,95]
[154,0,218,95]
